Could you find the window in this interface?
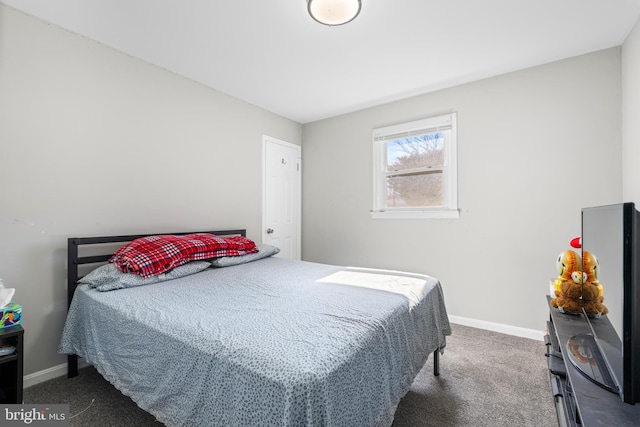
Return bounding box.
[372,113,458,219]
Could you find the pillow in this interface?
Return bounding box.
[79,261,211,292]
[210,243,280,267]
[109,233,258,278]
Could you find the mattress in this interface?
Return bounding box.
[59,257,451,427]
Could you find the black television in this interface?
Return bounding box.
[565,202,640,404]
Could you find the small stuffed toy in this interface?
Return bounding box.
[581,251,608,317]
[550,250,583,314]
[552,250,581,296]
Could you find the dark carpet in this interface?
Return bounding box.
[24,324,558,426]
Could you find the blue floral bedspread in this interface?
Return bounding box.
[59,257,451,427]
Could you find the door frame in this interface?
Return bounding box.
[262,135,302,260]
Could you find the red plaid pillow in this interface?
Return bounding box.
[109,234,258,278]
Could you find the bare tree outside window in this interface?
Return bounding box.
[372,113,457,219]
[385,133,444,207]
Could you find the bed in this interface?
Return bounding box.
[59,229,451,427]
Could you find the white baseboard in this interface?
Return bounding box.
[24,359,90,389]
[448,315,545,341]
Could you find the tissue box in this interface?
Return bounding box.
[0,302,22,329]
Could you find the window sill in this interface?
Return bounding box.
[370,209,460,219]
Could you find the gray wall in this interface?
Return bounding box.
[623,17,640,204]
[301,48,622,333]
[0,6,301,376]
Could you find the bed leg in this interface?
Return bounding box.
[433,350,440,376]
[68,354,78,378]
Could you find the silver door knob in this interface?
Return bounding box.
[266,228,274,234]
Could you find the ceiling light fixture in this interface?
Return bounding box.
[307,0,362,26]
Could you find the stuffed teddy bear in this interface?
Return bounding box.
[581,250,608,317]
[550,250,583,314]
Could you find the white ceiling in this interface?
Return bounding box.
[3,0,640,124]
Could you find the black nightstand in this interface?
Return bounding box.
[0,325,24,404]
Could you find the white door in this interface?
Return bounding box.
[263,136,301,260]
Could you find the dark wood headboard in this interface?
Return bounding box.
[65,229,246,378]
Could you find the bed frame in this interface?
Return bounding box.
[66,229,246,378]
[66,228,441,379]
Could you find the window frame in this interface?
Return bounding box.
[371,113,459,219]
